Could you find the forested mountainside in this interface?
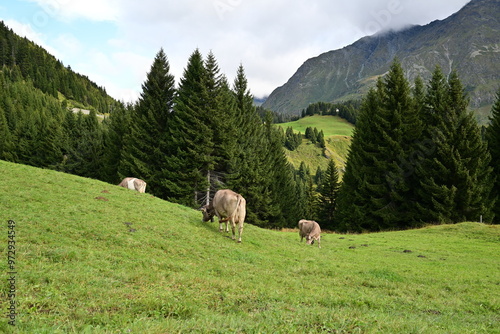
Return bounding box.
[0,20,119,113]
[262,0,500,123]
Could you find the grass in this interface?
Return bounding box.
[284,136,351,175]
[277,115,354,137]
[0,160,499,333]
[277,115,353,173]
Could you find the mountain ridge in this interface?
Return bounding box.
[262,0,500,123]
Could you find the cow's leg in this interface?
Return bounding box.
[219,217,230,233]
[230,221,236,240]
[237,222,243,243]
[217,215,224,232]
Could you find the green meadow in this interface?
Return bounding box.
[277,115,354,137]
[278,115,353,172]
[0,160,498,333]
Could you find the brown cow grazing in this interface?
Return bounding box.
[201,189,246,243]
[118,177,147,193]
[298,219,321,248]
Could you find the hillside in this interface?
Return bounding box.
[262,0,500,124]
[0,21,119,114]
[277,115,353,173]
[1,160,498,333]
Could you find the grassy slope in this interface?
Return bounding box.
[278,115,354,137]
[277,115,353,173]
[0,160,499,333]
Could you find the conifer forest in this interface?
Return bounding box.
[1,21,499,231]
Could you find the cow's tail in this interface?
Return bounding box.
[232,194,243,222]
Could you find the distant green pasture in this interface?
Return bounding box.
[277,115,354,137]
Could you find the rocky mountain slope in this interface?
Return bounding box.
[262,0,499,122]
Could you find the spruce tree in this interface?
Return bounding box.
[335,88,383,232]
[336,59,422,231]
[202,52,238,201]
[415,68,494,223]
[119,48,176,198]
[227,64,268,225]
[486,89,500,222]
[260,111,298,227]
[317,159,340,230]
[226,65,298,227]
[447,72,494,222]
[167,49,213,206]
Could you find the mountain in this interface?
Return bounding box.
[262,0,500,123]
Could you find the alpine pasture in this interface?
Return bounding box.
[0,160,498,333]
[277,115,353,172]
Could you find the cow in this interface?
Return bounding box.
[118,177,147,193]
[201,189,246,243]
[298,219,321,248]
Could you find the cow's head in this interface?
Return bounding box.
[306,236,315,245]
[200,203,215,222]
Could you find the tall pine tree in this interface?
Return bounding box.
[227,64,270,225]
[202,52,238,203]
[119,48,176,198]
[317,159,340,230]
[336,60,422,231]
[415,68,494,223]
[167,49,214,206]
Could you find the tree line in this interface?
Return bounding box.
[0,45,329,229]
[335,60,499,231]
[284,126,325,152]
[0,21,498,231]
[300,100,361,124]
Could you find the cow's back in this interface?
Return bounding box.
[298,219,315,236]
[213,189,239,218]
[211,189,246,243]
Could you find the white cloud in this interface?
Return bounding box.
[6,0,471,101]
[53,33,83,56]
[26,0,120,22]
[4,19,44,45]
[106,0,469,98]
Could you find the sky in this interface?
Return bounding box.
[0,0,471,102]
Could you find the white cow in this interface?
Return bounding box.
[118,177,147,193]
[201,189,246,243]
[298,219,321,248]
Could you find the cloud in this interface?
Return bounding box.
[53,33,83,56]
[105,0,469,98]
[4,19,44,44]
[8,0,471,101]
[69,48,153,102]
[26,0,119,22]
